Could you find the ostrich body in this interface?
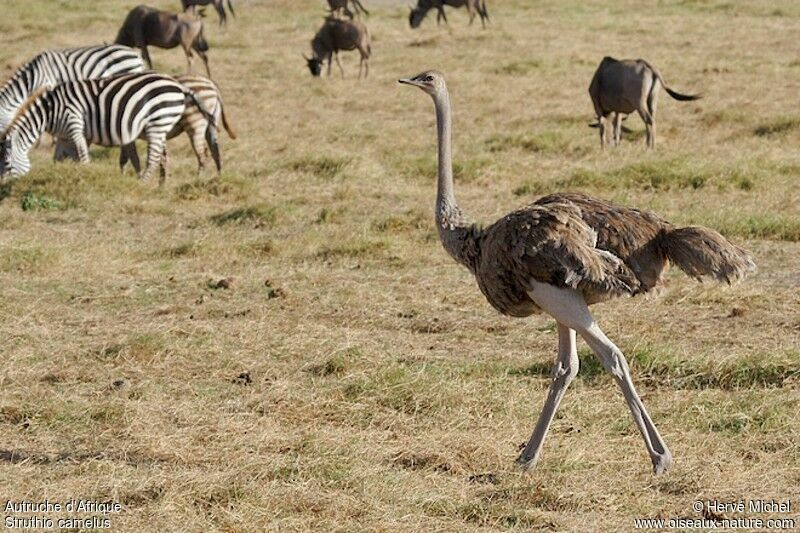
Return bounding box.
[398,70,755,475]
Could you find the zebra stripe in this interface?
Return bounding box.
[56,75,237,176]
[0,44,144,133]
[0,72,186,181]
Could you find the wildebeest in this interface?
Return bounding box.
[409,0,489,29]
[182,0,235,26]
[305,17,371,78]
[327,0,369,19]
[589,56,701,149]
[115,5,212,76]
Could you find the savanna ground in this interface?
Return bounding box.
[1,0,799,530]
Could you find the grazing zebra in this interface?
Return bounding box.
[55,76,237,175]
[0,44,145,133]
[0,72,214,183]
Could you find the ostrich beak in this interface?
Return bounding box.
[398,77,421,87]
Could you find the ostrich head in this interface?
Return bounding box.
[398,70,446,97]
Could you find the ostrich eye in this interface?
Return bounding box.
[424,75,434,82]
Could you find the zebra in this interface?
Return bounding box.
[0,72,215,183]
[54,75,237,175]
[0,44,145,133]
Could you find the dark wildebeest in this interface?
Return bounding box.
[115,5,212,76]
[409,0,489,29]
[589,56,701,149]
[182,0,235,26]
[327,0,369,19]
[305,17,371,79]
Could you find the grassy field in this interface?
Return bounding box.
[1,0,799,530]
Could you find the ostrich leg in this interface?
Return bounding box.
[516,324,579,469]
[526,280,672,475]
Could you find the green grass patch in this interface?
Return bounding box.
[399,155,489,183]
[210,203,278,227]
[753,117,800,137]
[372,209,427,234]
[511,345,799,389]
[0,245,58,274]
[494,59,543,75]
[286,155,350,180]
[174,176,253,201]
[563,158,761,191]
[485,131,569,154]
[316,237,389,259]
[710,214,800,241]
[159,241,200,258]
[20,191,60,211]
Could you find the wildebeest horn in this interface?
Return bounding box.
[302,53,310,61]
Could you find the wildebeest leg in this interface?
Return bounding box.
[335,53,345,78]
[598,114,611,150]
[184,46,195,74]
[358,52,368,79]
[327,54,333,76]
[215,0,227,26]
[638,108,655,149]
[436,6,448,25]
[613,113,623,146]
[198,50,211,77]
[353,0,369,16]
[140,45,153,70]
[479,0,488,28]
[467,1,475,25]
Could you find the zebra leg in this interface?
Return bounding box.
[187,127,207,175]
[68,128,90,164]
[141,132,167,182]
[120,143,141,175]
[158,144,169,187]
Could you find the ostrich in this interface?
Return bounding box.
[398,70,755,475]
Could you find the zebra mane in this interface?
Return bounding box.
[1,86,49,139]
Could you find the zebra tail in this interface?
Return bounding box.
[221,104,236,139]
[183,89,222,172]
[183,89,217,127]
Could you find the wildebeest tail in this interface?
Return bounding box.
[663,86,701,101]
[645,61,702,101]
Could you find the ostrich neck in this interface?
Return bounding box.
[432,89,479,270]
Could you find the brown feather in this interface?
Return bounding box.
[466,192,754,318]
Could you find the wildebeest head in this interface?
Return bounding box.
[194,31,210,52]
[304,53,323,76]
[409,5,428,28]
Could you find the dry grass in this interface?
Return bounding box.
[1,0,799,531]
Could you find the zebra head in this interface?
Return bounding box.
[0,134,31,178]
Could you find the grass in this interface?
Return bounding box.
[1,0,799,531]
